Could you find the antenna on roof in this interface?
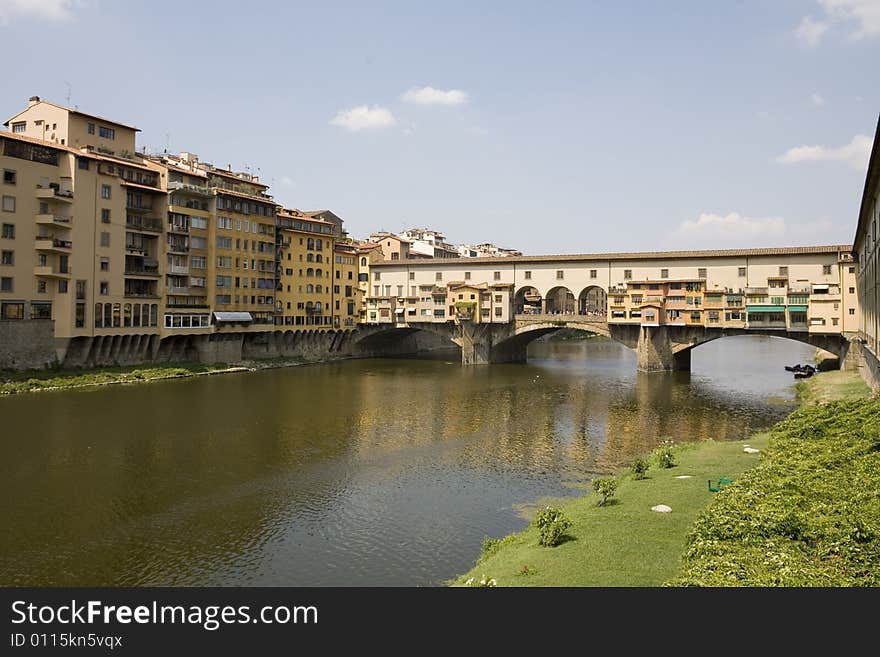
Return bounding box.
[64,81,71,106]
[165,132,171,153]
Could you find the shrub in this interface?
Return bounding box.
[631,458,649,480]
[593,477,618,506]
[533,506,572,547]
[653,439,676,469]
[481,537,502,560]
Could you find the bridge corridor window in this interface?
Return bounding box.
[524,271,532,279]
[738,267,746,277]
[556,270,564,279]
[590,269,597,279]
[698,268,707,278]
[623,269,632,279]
[660,269,668,278]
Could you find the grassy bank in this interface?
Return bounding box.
[453,369,873,587]
[0,363,235,395]
[453,436,770,586]
[671,384,879,586]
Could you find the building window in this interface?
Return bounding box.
[0,277,12,292]
[101,184,111,199]
[3,170,15,185]
[524,271,532,280]
[373,271,380,281]
[99,126,115,140]
[58,279,68,293]
[779,266,788,276]
[373,285,380,296]
[101,209,110,223]
[11,122,25,134]
[698,268,707,278]
[100,231,110,247]
[1,223,13,239]
[822,265,832,275]
[87,122,95,134]
[556,270,564,279]
[0,250,12,265]
[494,271,501,280]
[465,271,471,280]
[2,195,15,212]
[100,257,109,272]
[98,281,109,295]
[623,269,632,279]
[436,272,442,281]
[849,308,855,315]
[849,266,855,274]
[660,268,668,279]
[738,267,746,277]
[409,272,415,280]
[37,280,47,293]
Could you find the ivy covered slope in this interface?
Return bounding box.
[670,397,880,586]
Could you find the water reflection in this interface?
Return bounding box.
[0,335,809,586]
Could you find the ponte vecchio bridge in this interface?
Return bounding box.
[357,245,859,371]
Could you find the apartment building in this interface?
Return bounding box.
[275,208,339,327]
[332,243,360,328]
[458,242,522,258]
[1,99,166,348]
[854,114,880,388]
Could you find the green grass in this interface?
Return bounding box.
[670,396,880,586]
[795,369,870,405]
[0,362,230,395]
[452,436,770,587]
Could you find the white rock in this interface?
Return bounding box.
[651,504,672,513]
[743,447,760,454]
[674,475,692,479]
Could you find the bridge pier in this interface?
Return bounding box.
[636,326,691,372]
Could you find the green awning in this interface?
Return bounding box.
[747,305,785,313]
[787,305,808,312]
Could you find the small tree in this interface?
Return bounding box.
[593,477,618,506]
[533,506,572,547]
[631,458,649,480]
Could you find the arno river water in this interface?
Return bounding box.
[0,335,815,586]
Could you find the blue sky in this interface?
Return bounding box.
[1,0,878,254]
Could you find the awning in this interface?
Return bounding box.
[747,306,785,313]
[787,305,808,312]
[213,311,253,323]
[812,284,829,291]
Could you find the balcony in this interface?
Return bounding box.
[35,238,72,253]
[747,320,788,329]
[36,213,72,228]
[124,265,160,278]
[788,286,810,294]
[167,286,189,294]
[166,242,189,254]
[126,201,153,213]
[166,302,210,309]
[168,181,212,196]
[126,216,163,232]
[167,222,190,234]
[125,244,150,256]
[124,292,160,299]
[168,265,189,275]
[745,287,768,295]
[34,265,70,278]
[36,186,73,202]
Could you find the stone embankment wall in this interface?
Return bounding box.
[0,320,56,370]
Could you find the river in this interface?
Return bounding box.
[0,335,814,586]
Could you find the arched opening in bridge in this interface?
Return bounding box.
[514,286,542,314]
[356,326,461,361]
[545,286,576,315]
[578,285,607,318]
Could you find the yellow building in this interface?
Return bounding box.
[276,208,338,328]
[332,243,361,329]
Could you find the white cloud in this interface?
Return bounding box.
[329,105,396,132]
[795,15,829,46]
[820,0,880,40]
[811,92,826,106]
[0,0,76,25]
[775,134,872,170]
[794,2,880,45]
[401,86,468,106]
[677,213,786,241]
[280,176,293,186]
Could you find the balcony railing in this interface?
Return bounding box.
[168,265,189,275]
[36,213,72,227]
[168,181,212,196]
[126,216,163,232]
[35,238,72,251]
[34,265,71,278]
[124,266,159,277]
[167,286,189,294]
[167,223,190,234]
[745,287,769,295]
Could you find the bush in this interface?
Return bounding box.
[631,458,649,480]
[533,506,572,547]
[481,537,502,560]
[653,439,676,469]
[592,477,618,506]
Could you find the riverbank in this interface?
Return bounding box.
[0,355,349,395]
[453,369,872,587]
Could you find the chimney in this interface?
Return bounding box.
[28,96,40,106]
